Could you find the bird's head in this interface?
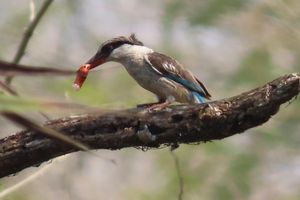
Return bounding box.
[73,34,143,90]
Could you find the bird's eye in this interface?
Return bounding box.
[101,45,113,55]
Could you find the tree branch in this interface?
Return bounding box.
[0,73,299,178]
[6,0,54,84]
[12,0,53,64]
[0,60,74,76]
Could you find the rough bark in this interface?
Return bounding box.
[0,73,299,178]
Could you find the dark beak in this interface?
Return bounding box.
[73,53,106,90]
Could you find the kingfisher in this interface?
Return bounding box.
[73,34,211,110]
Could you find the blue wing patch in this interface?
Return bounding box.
[190,91,205,103]
[168,74,207,103]
[168,74,207,96]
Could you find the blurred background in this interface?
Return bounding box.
[1,0,300,199]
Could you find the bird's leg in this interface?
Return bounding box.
[137,97,165,108]
[148,96,175,111]
[137,102,161,108]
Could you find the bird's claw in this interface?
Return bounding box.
[147,102,172,112]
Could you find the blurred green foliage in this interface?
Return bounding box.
[163,0,246,26]
[231,48,276,86]
[188,0,246,26]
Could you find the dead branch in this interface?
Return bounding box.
[6,0,54,84]
[170,150,184,200]
[12,0,53,64]
[0,60,74,76]
[0,73,299,178]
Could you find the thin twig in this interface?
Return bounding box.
[170,150,184,200]
[29,0,36,21]
[5,0,54,84]
[0,81,18,96]
[0,80,52,121]
[0,60,75,76]
[4,0,54,120]
[13,0,53,63]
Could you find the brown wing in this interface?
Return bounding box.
[145,52,211,99]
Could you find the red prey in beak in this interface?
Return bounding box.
[73,53,106,90]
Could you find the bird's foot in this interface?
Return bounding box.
[147,101,172,111]
[137,102,162,108]
[137,97,174,112]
